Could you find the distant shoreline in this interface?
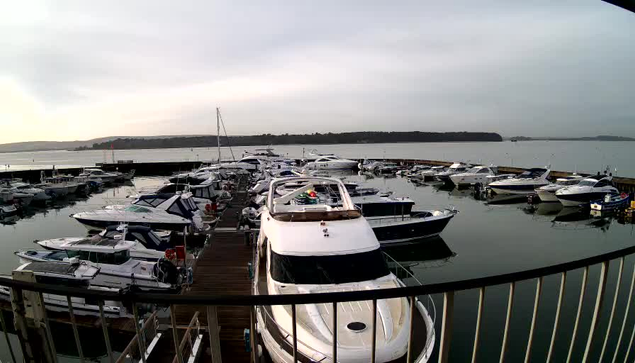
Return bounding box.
[76,131,503,151]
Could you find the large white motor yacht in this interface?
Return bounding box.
[434,162,469,183]
[304,155,359,170]
[72,193,204,232]
[449,165,496,186]
[555,175,619,207]
[488,168,550,195]
[254,177,435,363]
[535,174,584,202]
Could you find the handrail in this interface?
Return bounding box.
[3,243,635,305]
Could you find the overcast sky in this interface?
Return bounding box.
[1,1,634,143]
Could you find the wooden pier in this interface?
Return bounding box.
[150,176,254,362]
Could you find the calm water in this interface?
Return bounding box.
[0,171,634,361]
[0,140,633,177]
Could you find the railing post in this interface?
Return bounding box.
[66,296,85,362]
[249,306,256,363]
[582,261,609,362]
[499,282,515,363]
[292,304,298,363]
[207,305,223,363]
[612,264,635,363]
[98,301,115,363]
[546,272,567,363]
[407,296,416,363]
[37,292,58,363]
[170,305,184,363]
[332,302,338,363]
[133,304,147,363]
[567,266,589,363]
[599,257,624,362]
[372,299,378,363]
[438,292,455,363]
[524,277,543,363]
[471,288,485,363]
[0,309,17,363]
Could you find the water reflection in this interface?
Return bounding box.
[383,237,456,272]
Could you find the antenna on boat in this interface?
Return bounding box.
[216,107,221,163]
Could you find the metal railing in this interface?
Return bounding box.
[3,243,635,362]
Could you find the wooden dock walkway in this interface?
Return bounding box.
[151,176,254,362]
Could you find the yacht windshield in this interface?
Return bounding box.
[578,180,597,187]
[270,249,390,284]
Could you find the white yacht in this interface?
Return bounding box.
[35,225,171,261]
[16,239,181,291]
[416,166,447,182]
[0,261,126,317]
[449,165,496,186]
[6,181,50,202]
[72,193,205,232]
[555,176,619,207]
[304,155,359,170]
[79,168,120,184]
[434,162,470,183]
[254,177,435,363]
[535,174,585,202]
[488,168,550,195]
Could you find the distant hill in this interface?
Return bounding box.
[83,131,503,150]
[507,135,635,141]
[0,135,205,153]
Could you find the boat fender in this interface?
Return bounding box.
[243,328,251,352]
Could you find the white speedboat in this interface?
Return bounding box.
[0,187,33,206]
[434,162,470,183]
[35,225,172,261]
[254,177,435,363]
[416,166,446,182]
[6,181,50,202]
[0,261,126,317]
[72,193,204,232]
[488,168,550,195]
[556,176,619,207]
[535,174,584,202]
[449,165,496,186]
[304,155,359,170]
[79,168,120,184]
[16,240,182,291]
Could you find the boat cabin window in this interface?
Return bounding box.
[135,197,168,208]
[168,202,188,217]
[67,250,130,264]
[270,249,390,284]
[125,205,152,213]
[478,168,491,174]
[579,179,598,187]
[593,179,611,188]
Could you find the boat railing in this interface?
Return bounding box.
[5,243,635,362]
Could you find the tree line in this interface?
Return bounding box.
[81,131,503,150]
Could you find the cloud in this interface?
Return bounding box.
[0,0,634,143]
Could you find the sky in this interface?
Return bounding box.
[0,1,634,144]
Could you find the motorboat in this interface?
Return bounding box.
[535,174,585,202]
[0,187,33,207]
[5,181,50,202]
[398,165,430,177]
[35,172,69,198]
[417,166,447,182]
[72,193,205,232]
[79,168,120,184]
[134,178,231,207]
[0,261,126,317]
[367,209,457,245]
[43,174,79,195]
[35,225,172,261]
[16,239,182,291]
[591,193,630,212]
[556,176,619,207]
[434,162,470,184]
[488,168,550,195]
[254,176,435,363]
[304,155,359,170]
[449,166,496,187]
[0,204,19,218]
[352,194,415,217]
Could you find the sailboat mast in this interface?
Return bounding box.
[216,107,221,163]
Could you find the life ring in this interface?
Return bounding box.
[164,249,176,260]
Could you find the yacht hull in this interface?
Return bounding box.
[489,183,547,195]
[74,216,190,232]
[367,212,455,245]
[536,189,559,202]
[557,192,617,207]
